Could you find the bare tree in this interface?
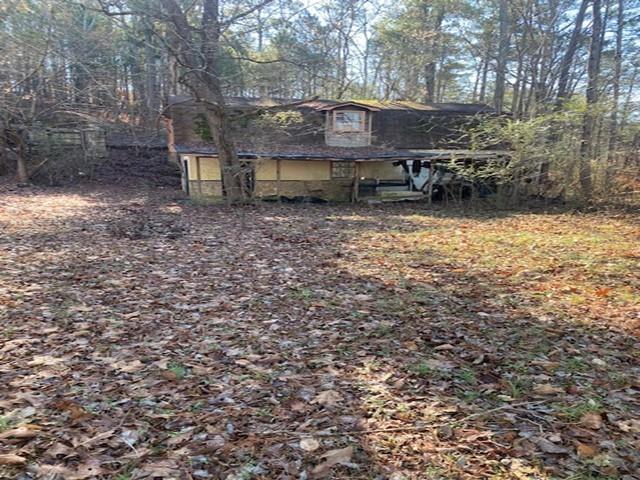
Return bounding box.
[167,0,273,203]
[99,0,274,203]
[493,0,509,113]
[555,0,589,107]
[424,3,445,103]
[607,0,623,159]
[579,0,603,199]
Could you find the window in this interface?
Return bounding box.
[333,110,365,132]
[331,161,355,178]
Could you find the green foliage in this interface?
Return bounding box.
[555,398,603,421]
[0,415,11,432]
[412,361,434,377]
[448,98,634,205]
[257,110,304,129]
[167,361,189,380]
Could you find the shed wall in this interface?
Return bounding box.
[280,160,331,180]
[182,155,350,200]
[255,159,278,180]
[185,155,221,181]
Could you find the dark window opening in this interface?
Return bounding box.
[331,161,354,178]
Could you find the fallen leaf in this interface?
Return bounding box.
[27,355,62,366]
[4,406,36,423]
[594,287,612,298]
[43,442,73,459]
[67,459,104,480]
[36,465,72,477]
[472,353,485,365]
[112,359,145,373]
[136,459,180,477]
[300,437,321,452]
[310,390,343,407]
[0,424,42,439]
[120,429,140,447]
[0,453,27,465]
[434,343,455,351]
[437,425,454,440]
[580,412,603,430]
[423,358,456,370]
[73,430,115,448]
[311,446,354,478]
[532,437,569,454]
[52,399,93,422]
[160,370,179,381]
[288,400,307,413]
[167,429,194,446]
[403,340,418,351]
[353,294,372,301]
[576,443,598,458]
[615,419,640,433]
[532,384,565,395]
[547,432,562,443]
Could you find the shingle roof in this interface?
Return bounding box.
[167,96,495,115]
[173,143,509,161]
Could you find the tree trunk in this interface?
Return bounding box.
[160,0,251,204]
[0,120,7,176]
[424,63,436,103]
[511,55,523,118]
[472,57,483,101]
[145,28,159,121]
[14,130,29,185]
[619,65,638,133]
[478,51,489,103]
[423,4,444,103]
[555,0,589,107]
[493,0,509,113]
[203,107,247,201]
[607,0,623,161]
[579,0,603,200]
[201,0,248,203]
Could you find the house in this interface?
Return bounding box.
[164,96,508,202]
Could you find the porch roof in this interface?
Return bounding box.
[173,143,510,162]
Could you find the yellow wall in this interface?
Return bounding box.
[184,156,384,182]
[359,161,405,180]
[281,160,331,181]
[185,155,221,181]
[255,159,278,180]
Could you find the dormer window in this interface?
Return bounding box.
[333,111,365,132]
[317,102,380,147]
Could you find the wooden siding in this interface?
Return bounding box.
[185,155,221,181]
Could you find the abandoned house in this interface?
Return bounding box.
[165,96,509,202]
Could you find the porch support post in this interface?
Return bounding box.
[196,156,202,196]
[352,161,360,203]
[276,158,281,198]
[428,161,434,205]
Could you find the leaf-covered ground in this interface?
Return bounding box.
[1,185,639,480]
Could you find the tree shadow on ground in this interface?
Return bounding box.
[247,204,638,479]
[310,260,639,478]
